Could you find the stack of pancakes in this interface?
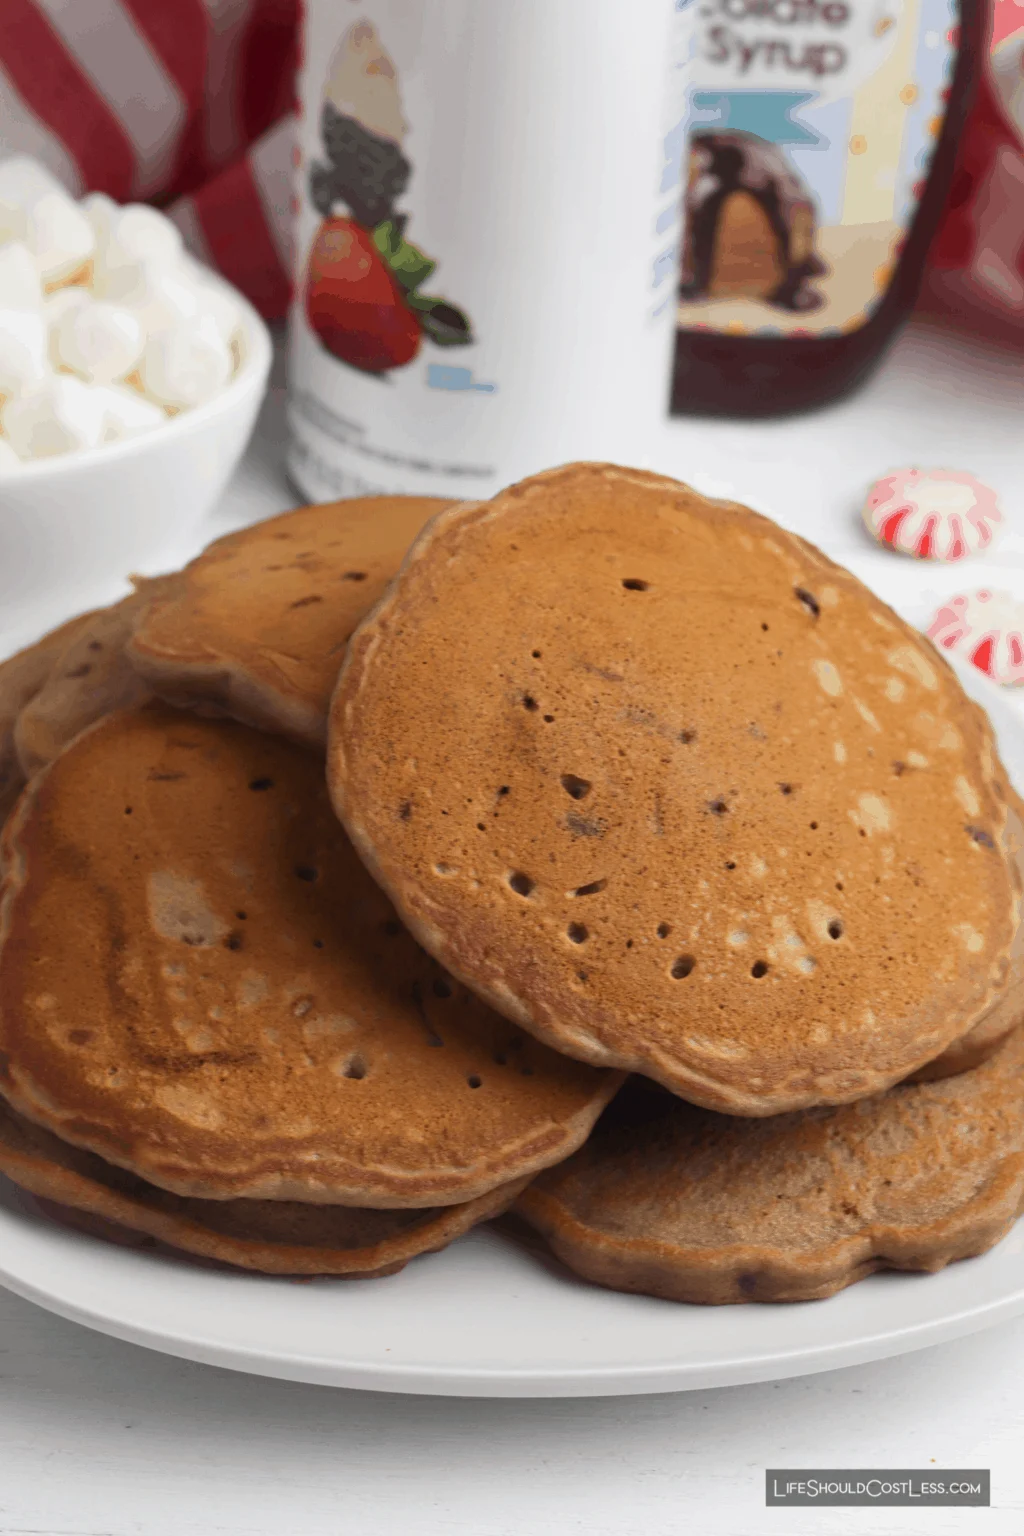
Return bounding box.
[2,462,1023,1302]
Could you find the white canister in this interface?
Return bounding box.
[288,0,693,503]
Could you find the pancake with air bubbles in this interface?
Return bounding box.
[14,578,174,779]
[516,1026,1024,1305]
[0,1095,527,1277]
[0,704,618,1204]
[329,462,1020,1115]
[128,496,451,747]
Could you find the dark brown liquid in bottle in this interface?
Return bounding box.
[671,0,986,418]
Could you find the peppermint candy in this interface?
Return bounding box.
[863,469,1003,561]
[927,590,1024,686]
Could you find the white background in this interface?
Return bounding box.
[2,319,1024,1533]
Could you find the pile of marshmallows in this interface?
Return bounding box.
[0,156,247,472]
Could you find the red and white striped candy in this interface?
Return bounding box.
[926,589,1024,685]
[864,469,1003,561]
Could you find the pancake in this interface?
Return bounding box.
[516,1026,1024,1304]
[0,609,98,822]
[0,1096,526,1277]
[329,461,1020,1115]
[909,795,1024,1081]
[14,578,173,779]
[127,496,452,747]
[0,704,619,1204]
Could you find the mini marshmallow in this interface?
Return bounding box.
[56,297,145,384]
[115,263,207,332]
[2,374,107,459]
[0,155,64,243]
[140,319,233,409]
[81,191,120,250]
[0,241,44,310]
[192,278,244,351]
[0,205,24,245]
[93,253,152,308]
[129,262,243,357]
[114,204,183,267]
[0,307,49,398]
[92,383,166,441]
[102,243,242,353]
[0,157,247,464]
[24,189,95,288]
[0,156,64,204]
[44,285,90,366]
[93,204,182,302]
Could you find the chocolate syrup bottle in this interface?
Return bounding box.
[672,0,986,417]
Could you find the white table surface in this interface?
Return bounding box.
[2,321,1024,1534]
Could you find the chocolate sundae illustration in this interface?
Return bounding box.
[305,20,473,374]
[680,131,827,313]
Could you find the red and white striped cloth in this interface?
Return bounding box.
[0,0,297,319]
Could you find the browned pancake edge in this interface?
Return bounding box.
[127,496,453,747]
[515,1026,1024,1304]
[0,1093,528,1276]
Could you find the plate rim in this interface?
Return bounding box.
[2,1203,1024,1397]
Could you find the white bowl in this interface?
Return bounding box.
[0,284,272,608]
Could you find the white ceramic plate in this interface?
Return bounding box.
[1,658,1022,1398]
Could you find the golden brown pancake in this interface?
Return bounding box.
[0,704,619,1204]
[330,461,1019,1115]
[0,609,98,822]
[128,496,451,747]
[14,578,173,779]
[909,796,1024,1081]
[0,1095,526,1277]
[516,1026,1024,1305]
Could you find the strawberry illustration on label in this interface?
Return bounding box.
[305,20,473,376]
[306,219,423,373]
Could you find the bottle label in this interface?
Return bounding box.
[290,1,691,502]
[678,0,959,336]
